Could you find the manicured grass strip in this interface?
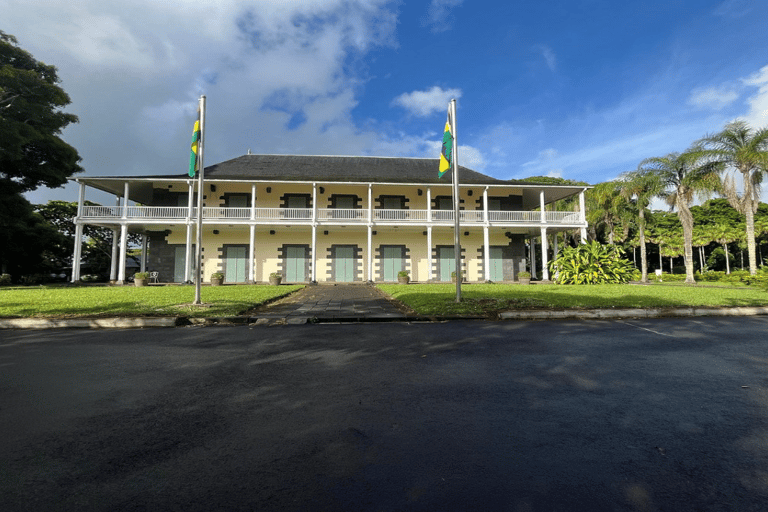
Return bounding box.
[0,285,304,318]
[378,283,768,317]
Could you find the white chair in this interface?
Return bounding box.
[149,271,159,283]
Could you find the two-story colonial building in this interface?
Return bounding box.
[70,154,589,284]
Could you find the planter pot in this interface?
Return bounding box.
[518,277,531,285]
[269,276,282,286]
[134,278,147,287]
[397,276,409,284]
[211,277,223,286]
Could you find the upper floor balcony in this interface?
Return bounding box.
[78,205,584,226]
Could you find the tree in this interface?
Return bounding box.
[711,223,739,274]
[620,166,665,282]
[639,150,722,283]
[698,121,768,275]
[1,31,82,276]
[586,181,631,244]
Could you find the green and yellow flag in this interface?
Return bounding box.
[188,118,201,177]
[439,110,453,178]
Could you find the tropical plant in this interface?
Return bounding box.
[698,121,768,275]
[548,241,635,284]
[639,150,722,283]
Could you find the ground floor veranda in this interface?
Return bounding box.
[73,222,588,285]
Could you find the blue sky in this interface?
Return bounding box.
[7,0,768,205]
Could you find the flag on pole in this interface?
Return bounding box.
[439,109,453,178]
[188,118,201,177]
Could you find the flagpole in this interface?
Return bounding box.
[450,98,461,303]
[193,95,206,305]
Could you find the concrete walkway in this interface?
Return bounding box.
[250,283,414,323]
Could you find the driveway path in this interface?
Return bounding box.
[251,283,412,321]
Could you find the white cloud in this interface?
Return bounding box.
[535,45,557,72]
[423,0,464,33]
[391,86,462,117]
[688,86,739,110]
[740,65,768,129]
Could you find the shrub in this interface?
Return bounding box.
[549,242,634,284]
[397,270,409,277]
[134,272,149,280]
[211,272,224,280]
[0,274,12,286]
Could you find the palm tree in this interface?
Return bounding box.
[639,150,722,283]
[698,121,768,275]
[620,166,664,283]
[586,181,630,245]
[711,223,739,274]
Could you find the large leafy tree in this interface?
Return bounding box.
[698,121,768,275]
[1,31,82,275]
[640,150,722,283]
[586,181,631,244]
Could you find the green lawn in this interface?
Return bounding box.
[0,284,303,318]
[378,283,768,317]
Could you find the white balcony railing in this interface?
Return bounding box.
[78,206,584,226]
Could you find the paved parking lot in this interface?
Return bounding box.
[1,317,767,511]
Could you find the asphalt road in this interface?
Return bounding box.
[1,317,767,511]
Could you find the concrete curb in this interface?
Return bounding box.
[499,306,768,321]
[0,317,179,329]
[2,306,768,329]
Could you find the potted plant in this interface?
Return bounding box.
[210,272,224,286]
[451,271,462,283]
[397,270,410,284]
[269,272,282,285]
[134,272,149,287]
[518,271,531,284]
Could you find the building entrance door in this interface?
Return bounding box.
[334,246,355,282]
[285,246,307,283]
[489,246,504,281]
[438,246,456,281]
[380,245,404,281]
[225,246,247,283]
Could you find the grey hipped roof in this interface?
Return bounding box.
[74,154,588,207]
[203,154,505,184]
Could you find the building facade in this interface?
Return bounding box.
[70,155,589,284]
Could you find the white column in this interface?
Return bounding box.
[312,183,318,283]
[117,224,128,283]
[140,234,147,273]
[427,226,433,281]
[250,184,257,220]
[71,223,83,282]
[483,226,490,281]
[530,237,537,279]
[483,187,490,281]
[540,189,546,223]
[110,228,119,282]
[579,189,587,243]
[540,227,549,281]
[72,182,86,283]
[367,225,373,282]
[311,224,317,283]
[122,182,130,219]
[427,187,432,221]
[248,225,255,283]
[77,182,86,216]
[426,187,432,281]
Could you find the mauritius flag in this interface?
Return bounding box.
[439,109,453,178]
[188,119,201,177]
